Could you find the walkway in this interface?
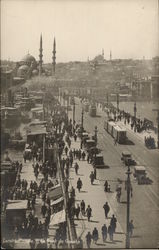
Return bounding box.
[67,137,125,248]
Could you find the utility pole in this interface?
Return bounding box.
[152,109,159,149]
[94,126,98,146]
[106,92,109,107]
[80,109,84,149]
[73,98,75,124]
[67,95,69,116]
[117,93,119,111]
[125,165,132,249]
[134,102,137,132]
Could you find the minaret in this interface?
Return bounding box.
[52,37,56,75]
[102,48,104,58]
[39,33,43,76]
[110,50,112,61]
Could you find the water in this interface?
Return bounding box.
[112,101,159,126]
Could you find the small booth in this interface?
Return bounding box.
[31,106,44,120]
[48,184,63,201]
[1,161,17,187]
[6,200,28,226]
[51,196,64,213]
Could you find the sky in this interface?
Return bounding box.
[1,0,159,63]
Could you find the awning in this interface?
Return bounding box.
[48,184,63,201]
[51,196,64,206]
[50,209,66,226]
[6,200,28,210]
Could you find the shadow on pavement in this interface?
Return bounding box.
[114,240,123,243]
[90,220,99,223]
[120,201,127,204]
[105,240,115,244]
[74,218,87,221]
[96,242,107,246]
[131,235,142,238]
[115,231,125,235]
[80,190,88,193]
[125,139,135,145]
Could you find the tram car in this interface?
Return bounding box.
[83,102,89,112]
[112,125,127,144]
[104,121,127,144]
[89,105,96,117]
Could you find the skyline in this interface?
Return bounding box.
[1,0,159,63]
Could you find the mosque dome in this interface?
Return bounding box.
[21,53,36,64]
[17,65,29,77]
[32,69,38,76]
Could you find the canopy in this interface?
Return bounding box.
[51,196,64,206]
[134,166,146,171]
[122,151,131,156]
[50,209,66,226]
[27,125,47,136]
[6,200,28,210]
[48,184,63,200]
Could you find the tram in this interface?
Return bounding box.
[89,105,96,117]
[104,121,127,144]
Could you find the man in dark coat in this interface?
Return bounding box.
[103,202,110,218]
[101,224,107,242]
[86,232,92,248]
[77,178,82,192]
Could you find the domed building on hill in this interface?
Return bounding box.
[16,53,38,79]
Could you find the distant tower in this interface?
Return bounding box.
[110,50,112,61]
[102,48,104,58]
[39,34,43,76]
[52,37,56,75]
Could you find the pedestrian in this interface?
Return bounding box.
[101,224,107,242]
[81,151,86,160]
[65,179,69,193]
[104,180,108,192]
[86,205,92,221]
[128,220,134,237]
[89,171,95,185]
[29,239,36,249]
[74,162,79,175]
[65,146,68,156]
[77,237,83,249]
[108,224,113,241]
[74,134,77,142]
[86,232,92,248]
[78,149,81,161]
[77,178,82,192]
[80,200,85,216]
[114,138,117,146]
[103,202,110,219]
[92,227,99,244]
[110,214,117,233]
[41,202,47,218]
[87,154,90,163]
[94,167,97,179]
[75,204,80,219]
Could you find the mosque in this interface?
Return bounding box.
[15,34,56,80]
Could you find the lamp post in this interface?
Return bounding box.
[152,109,159,149]
[117,93,119,111]
[125,165,132,249]
[80,108,84,149]
[73,98,75,124]
[94,126,98,146]
[67,95,69,116]
[134,102,137,132]
[106,92,109,107]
